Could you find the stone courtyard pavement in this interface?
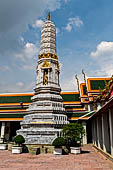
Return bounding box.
[0,145,113,170]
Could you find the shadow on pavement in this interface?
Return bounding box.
[81,150,90,154]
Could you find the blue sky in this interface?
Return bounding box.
[0,0,113,93]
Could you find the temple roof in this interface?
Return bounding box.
[0,92,85,121]
[0,76,111,121]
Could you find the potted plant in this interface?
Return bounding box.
[12,135,25,154]
[0,138,8,150]
[52,137,66,155]
[62,122,85,154]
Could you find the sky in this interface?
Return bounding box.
[0,0,113,93]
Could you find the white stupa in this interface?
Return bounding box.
[17,13,68,144]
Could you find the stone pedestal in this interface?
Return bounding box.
[53,147,62,155]
[70,147,81,154]
[12,146,22,154]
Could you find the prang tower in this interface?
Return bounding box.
[17,13,68,144]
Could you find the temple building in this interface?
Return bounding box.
[0,13,113,154]
[0,76,111,145]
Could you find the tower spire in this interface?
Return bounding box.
[48,12,51,21]
[40,12,56,55]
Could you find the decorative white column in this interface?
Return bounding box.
[96,116,103,149]
[109,108,113,156]
[92,119,97,146]
[0,122,5,142]
[102,113,110,153]
[82,121,87,144]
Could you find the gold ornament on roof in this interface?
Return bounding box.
[42,60,50,68]
[43,54,45,58]
[38,53,58,60]
[48,53,50,58]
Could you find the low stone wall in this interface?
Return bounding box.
[8,143,69,155]
[8,142,14,151]
[8,143,54,154]
[25,144,54,154]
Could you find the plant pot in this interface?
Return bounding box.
[12,146,22,154]
[0,143,8,150]
[70,147,81,154]
[53,147,62,155]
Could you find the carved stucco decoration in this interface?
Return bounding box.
[42,60,51,68]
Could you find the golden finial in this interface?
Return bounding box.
[82,69,86,84]
[48,12,51,21]
[75,74,80,92]
[82,69,88,95]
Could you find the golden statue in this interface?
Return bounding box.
[43,71,48,85]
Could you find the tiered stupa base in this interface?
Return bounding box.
[17,113,68,144]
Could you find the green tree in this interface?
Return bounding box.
[14,135,25,146]
[62,122,85,145]
[52,137,66,148]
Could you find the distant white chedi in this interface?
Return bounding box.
[17,13,68,144]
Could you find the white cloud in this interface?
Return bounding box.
[91,41,113,59]
[61,75,78,91]
[90,41,113,77]
[14,42,39,71]
[0,81,35,93]
[20,65,34,71]
[32,19,44,28]
[56,27,60,34]
[65,17,83,32]
[65,24,72,32]
[0,0,61,55]
[16,82,24,88]
[16,42,39,61]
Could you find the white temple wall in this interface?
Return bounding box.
[109,108,113,156]
[102,112,111,153]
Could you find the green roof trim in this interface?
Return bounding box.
[90,80,109,90]
[67,112,88,117]
[0,94,81,104]
[0,106,28,110]
[65,105,84,109]
[0,113,27,118]
[61,94,80,102]
[83,85,87,95]
[0,96,32,104]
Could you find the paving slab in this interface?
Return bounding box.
[0,145,113,170]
